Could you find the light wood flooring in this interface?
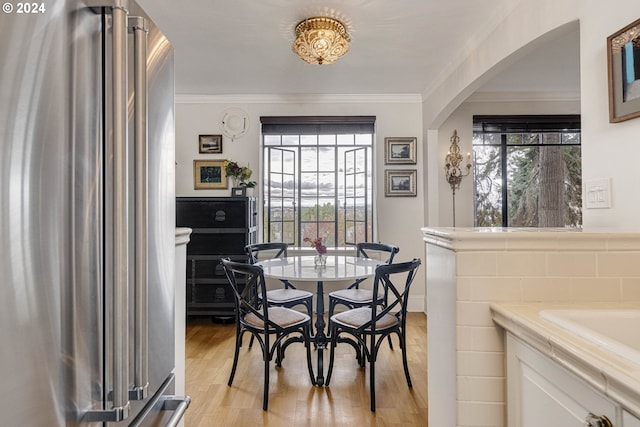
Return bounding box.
[184,312,428,427]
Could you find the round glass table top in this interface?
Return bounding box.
[255,255,381,282]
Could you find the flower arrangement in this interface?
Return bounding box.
[303,236,327,254]
[224,160,256,188]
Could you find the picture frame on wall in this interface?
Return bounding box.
[198,134,223,153]
[231,187,247,197]
[384,137,417,164]
[384,169,417,197]
[193,159,227,189]
[607,18,640,123]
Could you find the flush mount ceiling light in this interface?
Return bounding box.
[292,16,351,65]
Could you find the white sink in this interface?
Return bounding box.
[540,309,640,364]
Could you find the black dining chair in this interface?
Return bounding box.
[327,242,399,321]
[221,258,316,411]
[325,258,421,412]
[245,242,314,318]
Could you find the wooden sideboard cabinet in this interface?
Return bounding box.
[176,197,257,317]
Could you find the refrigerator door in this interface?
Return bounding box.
[100,0,183,425]
[124,0,180,423]
[0,2,104,426]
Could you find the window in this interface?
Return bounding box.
[261,116,375,248]
[473,115,582,228]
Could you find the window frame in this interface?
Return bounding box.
[472,115,582,228]
[261,116,375,248]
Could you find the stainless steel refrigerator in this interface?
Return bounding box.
[0,1,189,425]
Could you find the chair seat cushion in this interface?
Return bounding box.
[266,288,313,303]
[245,306,310,329]
[331,307,397,330]
[329,288,382,304]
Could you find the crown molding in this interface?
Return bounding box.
[175,93,423,104]
[466,91,580,103]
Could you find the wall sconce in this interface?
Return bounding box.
[444,129,472,227]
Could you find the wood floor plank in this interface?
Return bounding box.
[184,313,428,426]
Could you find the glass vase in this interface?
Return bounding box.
[314,253,326,268]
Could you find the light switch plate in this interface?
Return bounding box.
[585,178,611,209]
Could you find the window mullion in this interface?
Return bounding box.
[501,134,508,227]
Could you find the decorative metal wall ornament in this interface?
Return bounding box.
[444,129,472,226]
[292,17,351,65]
[220,108,249,141]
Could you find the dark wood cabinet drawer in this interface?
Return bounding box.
[193,283,234,303]
[188,258,225,280]
[187,232,252,255]
[177,197,253,229]
[186,256,248,280]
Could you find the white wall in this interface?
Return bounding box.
[421,0,581,130]
[580,0,640,230]
[175,96,427,310]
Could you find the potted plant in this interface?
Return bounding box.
[224,160,256,196]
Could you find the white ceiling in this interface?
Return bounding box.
[136,0,580,98]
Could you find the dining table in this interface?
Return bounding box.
[255,254,381,386]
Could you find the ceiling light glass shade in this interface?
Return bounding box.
[292,17,351,65]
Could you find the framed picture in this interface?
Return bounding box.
[193,159,227,189]
[607,18,640,123]
[198,134,223,153]
[231,187,247,197]
[384,137,416,164]
[384,169,417,197]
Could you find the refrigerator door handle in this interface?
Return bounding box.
[127,374,191,427]
[161,396,191,427]
[86,1,131,422]
[129,15,150,402]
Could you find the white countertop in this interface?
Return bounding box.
[491,302,640,417]
[421,227,640,251]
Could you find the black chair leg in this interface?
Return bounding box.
[369,346,376,412]
[228,330,243,386]
[400,333,413,388]
[325,328,338,386]
[263,352,270,410]
[328,297,337,320]
[275,341,283,366]
[305,298,314,320]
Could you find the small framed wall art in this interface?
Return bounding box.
[193,159,227,189]
[384,169,417,197]
[231,187,247,197]
[198,134,223,153]
[384,137,416,164]
[607,18,640,123]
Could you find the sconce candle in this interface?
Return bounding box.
[444,130,472,226]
